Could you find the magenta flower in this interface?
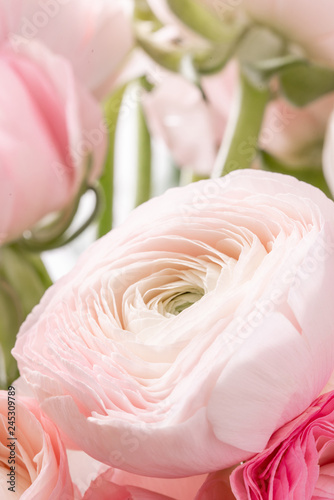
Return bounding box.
[231,390,334,499]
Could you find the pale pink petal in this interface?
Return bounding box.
[143,73,216,174]
[0,391,74,499]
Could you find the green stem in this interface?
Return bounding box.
[19,184,102,251]
[212,70,270,177]
[179,169,209,185]
[98,86,126,237]
[135,100,152,207]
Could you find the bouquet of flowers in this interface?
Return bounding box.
[1,1,334,498]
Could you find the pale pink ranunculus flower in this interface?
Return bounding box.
[0,0,134,99]
[261,93,334,167]
[68,448,206,500]
[242,0,334,68]
[194,468,236,500]
[142,63,237,175]
[82,468,206,500]
[0,40,107,244]
[143,72,217,175]
[0,390,74,499]
[151,0,334,68]
[201,64,334,171]
[13,170,334,477]
[231,390,334,499]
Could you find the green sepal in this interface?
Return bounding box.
[0,245,52,318]
[279,62,334,107]
[260,150,332,198]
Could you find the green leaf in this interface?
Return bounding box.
[0,245,51,318]
[279,63,334,107]
[98,85,126,237]
[0,246,52,387]
[260,150,332,197]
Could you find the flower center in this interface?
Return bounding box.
[164,289,205,316]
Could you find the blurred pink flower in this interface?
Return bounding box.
[201,66,334,172]
[0,0,133,98]
[149,0,334,67]
[13,170,334,477]
[0,390,74,499]
[194,468,236,500]
[261,93,334,166]
[82,468,206,500]
[0,40,106,244]
[142,63,236,174]
[231,390,334,499]
[243,0,334,68]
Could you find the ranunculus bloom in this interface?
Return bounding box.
[0,40,106,244]
[1,0,133,98]
[242,0,334,68]
[142,63,236,174]
[231,390,334,499]
[82,468,206,500]
[13,170,334,476]
[201,66,334,171]
[261,94,334,167]
[143,73,217,175]
[83,469,173,500]
[0,390,74,499]
[194,468,236,500]
[146,0,334,67]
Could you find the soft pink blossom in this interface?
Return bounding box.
[261,93,334,166]
[0,0,133,98]
[202,66,334,170]
[143,63,236,174]
[231,390,334,499]
[151,0,334,67]
[242,0,334,68]
[13,170,334,476]
[82,468,206,500]
[0,40,106,244]
[0,390,74,499]
[194,468,236,500]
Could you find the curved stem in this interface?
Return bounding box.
[212,69,270,177]
[19,184,102,252]
[98,86,126,237]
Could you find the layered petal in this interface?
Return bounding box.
[0,390,74,499]
[231,390,334,499]
[82,468,206,500]
[13,170,334,476]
